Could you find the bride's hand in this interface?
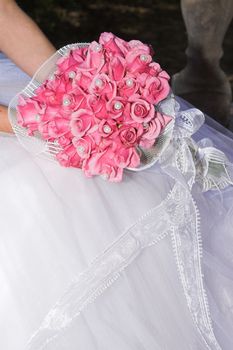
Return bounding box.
[0,105,13,133]
[0,0,56,76]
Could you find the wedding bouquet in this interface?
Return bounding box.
[15,32,173,182]
[9,32,232,190]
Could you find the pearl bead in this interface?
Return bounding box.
[143,122,149,128]
[93,44,102,52]
[63,97,71,106]
[114,101,123,110]
[140,54,148,62]
[35,114,40,122]
[68,71,76,79]
[77,145,85,154]
[126,78,133,87]
[103,125,112,134]
[95,78,103,87]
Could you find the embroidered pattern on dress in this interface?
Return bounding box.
[26,182,221,350]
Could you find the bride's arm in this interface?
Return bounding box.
[0,105,12,133]
[0,0,56,133]
[0,0,56,76]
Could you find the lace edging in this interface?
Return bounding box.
[26,183,222,350]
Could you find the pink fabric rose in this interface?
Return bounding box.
[108,55,126,82]
[56,51,78,74]
[126,44,152,73]
[139,118,161,149]
[35,76,76,114]
[57,133,72,147]
[139,112,172,149]
[99,32,129,56]
[118,75,139,99]
[72,47,88,64]
[116,146,140,168]
[38,117,70,140]
[89,73,117,100]
[83,147,124,182]
[84,41,105,73]
[129,96,155,123]
[72,135,94,159]
[106,97,126,120]
[17,96,44,135]
[141,71,170,104]
[98,119,116,138]
[119,125,143,147]
[70,109,94,138]
[87,95,108,120]
[56,144,82,168]
[73,70,93,93]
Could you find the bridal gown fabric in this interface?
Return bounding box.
[0,53,233,350]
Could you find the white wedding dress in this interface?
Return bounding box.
[0,53,233,350]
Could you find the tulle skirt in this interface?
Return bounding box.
[0,55,233,350]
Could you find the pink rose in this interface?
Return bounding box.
[99,32,129,56]
[83,147,123,182]
[89,73,117,100]
[139,118,161,149]
[115,146,140,168]
[98,119,116,138]
[126,46,152,73]
[108,55,126,81]
[72,46,88,64]
[35,76,75,112]
[56,51,78,74]
[106,97,126,120]
[71,93,88,110]
[38,117,70,140]
[87,95,108,120]
[72,135,94,159]
[70,109,94,138]
[73,70,94,93]
[57,133,72,147]
[119,125,142,147]
[129,96,155,123]
[56,144,82,168]
[118,75,139,99]
[84,41,105,73]
[139,112,173,149]
[141,71,170,104]
[136,72,150,86]
[16,96,44,135]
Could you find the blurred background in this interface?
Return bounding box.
[18,0,233,126]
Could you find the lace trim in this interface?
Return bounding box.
[26,183,221,350]
[170,185,221,350]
